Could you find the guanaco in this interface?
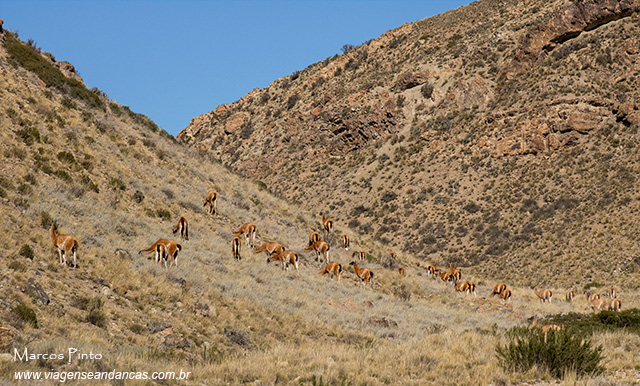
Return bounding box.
[172,216,189,240]
[609,298,622,312]
[455,281,469,293]
[139,239,182,268]
[531,316,563,337]
[566,289,576,302]
[321,214,334,234]
[427,263,438,279]
[232,237,241,261]
[350,261,374,288]
[467,282,477,297]
[203,190,217,215]
[498,288,512,302]
[438,270,453,286]
[254,242,285,257]
[49,224,79,268]
[233,223,256,248]
[532,288,553,303]
[342,234,350,250]
[609,287,617,299]
[320,262,342,281]
[267,250,299,273]
[491,283,507,297]
[354,250,366,261]
[398,266,406,276]
[305,240,330,264]
[587,294,608,312]
[308,231,321,247]
[448,263,461,284]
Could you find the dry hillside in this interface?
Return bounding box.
[179,0,640,290]
[1,8,640,386]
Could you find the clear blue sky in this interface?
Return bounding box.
[2,1,472,136]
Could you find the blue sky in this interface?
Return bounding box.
[2,1,472,136]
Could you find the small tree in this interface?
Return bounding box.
[341,44,354,54]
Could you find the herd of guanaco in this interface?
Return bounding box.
[47,189,624,318]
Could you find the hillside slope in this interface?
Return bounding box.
[1,17,640,386]
[179,0,640,290]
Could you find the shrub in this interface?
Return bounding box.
[287,94,300,110]
[155,209,172,220]
[0,187,6,198]
[19,244,34,260]
[108,177,126,191]
[15,127,41,146]
[80,175,100,193]
[496,326,603,378]
[421,83,434,99]
[13,304,39,328]
[40,211,54,228]
[74,296,106,328]
[8,260,27,271]
[56,151,76,164]
[540,310,640,337]
[54,170,73,183]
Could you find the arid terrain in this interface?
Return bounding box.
[2,1,640,385]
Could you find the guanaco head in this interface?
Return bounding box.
[349,261,356,266]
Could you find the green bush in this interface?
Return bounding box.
[54,169,73,183]
[56,151,76,164]
[19,244,34,260]
[496,326,603,379]
[540,310,640,337]
[13,304,39,328]
[40,211,54,228]
[80,175,100,193]
[15,127,41,146]
[155,209,172,220]
[108,177,126,191]
[74,296,106,328]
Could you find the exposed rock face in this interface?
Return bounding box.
[511,0,640,67]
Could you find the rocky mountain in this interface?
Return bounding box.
[179,0,640,288]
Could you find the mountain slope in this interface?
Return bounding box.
[179,0,640,289]
[1,14,640,386]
